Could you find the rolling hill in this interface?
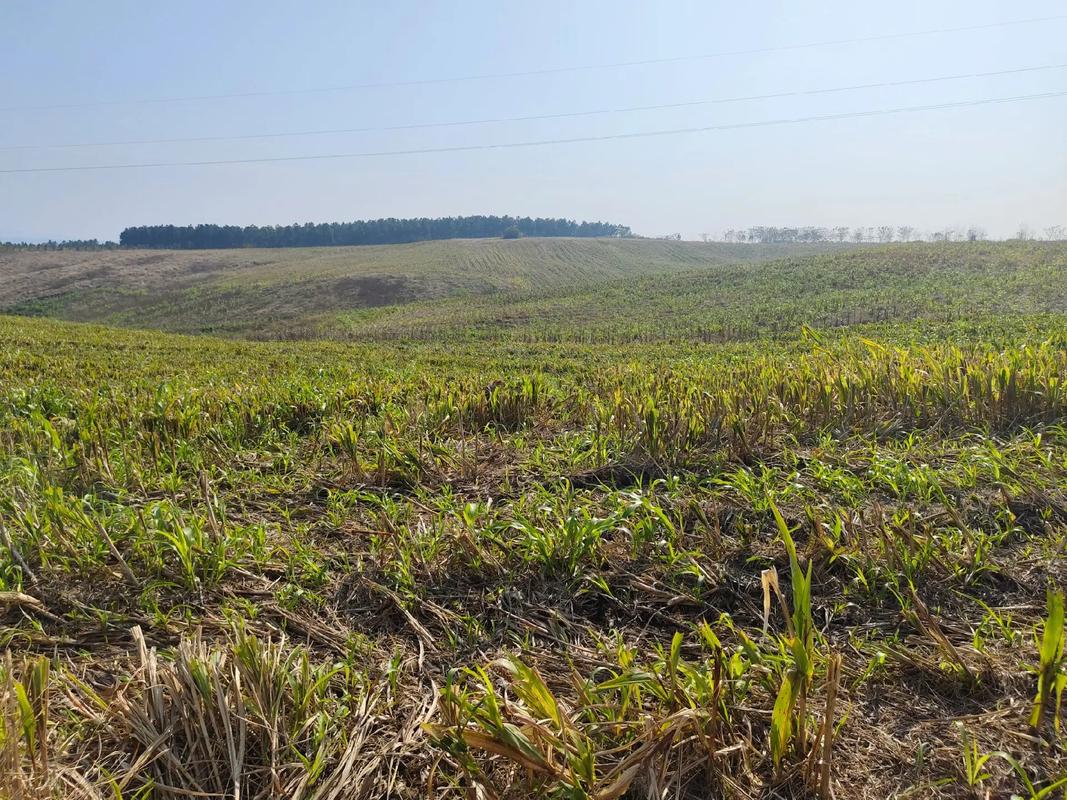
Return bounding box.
[337,240,1067,342]
[3,238,1063,344]
[0,237,849,336]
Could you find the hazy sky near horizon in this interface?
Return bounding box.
[1,1,1065,241]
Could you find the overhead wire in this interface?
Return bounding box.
[3,62,1064,151]
[2,90,1063,174]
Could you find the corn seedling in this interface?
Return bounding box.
[1030,587,1065,732]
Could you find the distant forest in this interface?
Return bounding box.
[119,216,632,249]
[0,239,119,251]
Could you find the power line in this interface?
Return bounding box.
[4,62,1064,152]
[2,90,1063,175]
[3,14,1065,113]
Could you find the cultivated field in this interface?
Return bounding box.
[0,242,1064,799]
[0,238,848,337]
[336,241,1067,342]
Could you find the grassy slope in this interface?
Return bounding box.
[0,237,848,335]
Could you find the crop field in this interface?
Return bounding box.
[0,243,1065,799]
[0,238,848,338]
[3,241,1063,346]
[334,242,1067,343]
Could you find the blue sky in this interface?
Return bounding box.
[1,1,1065,240]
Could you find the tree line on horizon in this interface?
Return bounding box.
[4,221,1064,251]
[117,216,632,249]
[0,239,120,251]
[714,224,1067,244]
